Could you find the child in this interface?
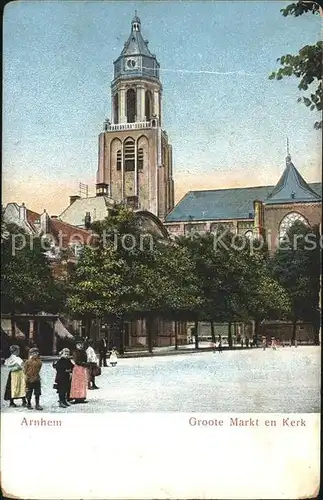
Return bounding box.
[24,347,43,410]
[53,348,74,408]
[109,347,118,367]
[4,345,27,407]
[86,340,99,390]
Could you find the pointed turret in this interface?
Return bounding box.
[266,154,321,204]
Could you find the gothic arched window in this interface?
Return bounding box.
[137,148,144,170]
[126,89,136,123]
[124,138,135,171]
[113,93,119,124]
[116,150,122,171]
[279,212,309,238]
[145,90,152,121]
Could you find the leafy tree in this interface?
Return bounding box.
[1,223,64,335]
[268,221,321,344]
[177,229,259,347]
[246,253,291,343]
[68,204,201,352]
[269,1,322,129]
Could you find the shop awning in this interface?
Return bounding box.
[53,319,74,339]
[1,319,25,339]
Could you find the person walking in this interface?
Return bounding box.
[24,347,43,410]
[86,340,99,389]
[53,348,74,408]
[69,342,88,404]
[4,345,27,408]
[99,335,108,367]
[262,336,267,351]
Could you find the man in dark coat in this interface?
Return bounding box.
[99,336,108,367]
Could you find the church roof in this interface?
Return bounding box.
[59,196,114,227]
[265,155,321,204]
[164,182,322,223]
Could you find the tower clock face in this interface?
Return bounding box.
[126,58,137,70]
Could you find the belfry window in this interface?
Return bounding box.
[137,148,144,170]
[116,150,122,171]
[124,139,135,171]
[113,93,119,124]
[145,90,152,121]
[126,89,136,123]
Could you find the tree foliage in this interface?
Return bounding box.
[1,223,64,315]
[269,1,322,129]
[67,204,201,321]
[268,221,321,339]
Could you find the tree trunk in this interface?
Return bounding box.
[210,321,216,344]
[11,311,16,339]
[228,322,232,348]
[194,320,199,349]
[291,319,297,346]
[254,319,260,347]
[147,317,153,354]
[119,318,125,355]
[174,321,178,350]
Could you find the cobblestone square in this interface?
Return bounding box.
[1,346,320,413]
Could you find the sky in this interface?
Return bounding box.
[3,0,322,215]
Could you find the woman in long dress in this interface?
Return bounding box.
[4,345,27,407]
[69,342,88,404]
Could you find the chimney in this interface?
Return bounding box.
[19,203,27,221]
[40,209,49,234]
[70,195,81,205]
[84,212,91,229]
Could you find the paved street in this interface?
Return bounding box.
[1,346,320,413]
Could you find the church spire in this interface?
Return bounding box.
[131,11,141,31]
[286,137,291,165]
[112,14,160,84]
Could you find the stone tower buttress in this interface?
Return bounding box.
[96,14,174,220]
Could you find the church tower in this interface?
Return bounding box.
[96,13,174,220]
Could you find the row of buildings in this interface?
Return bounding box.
[3,14,321,352]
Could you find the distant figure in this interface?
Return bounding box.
[99,336,108,367]
[4,345,27,408]
[24,347,43,410]
[217,340,223,353]
[109,347,118,367]
[289,339,292,347]
[241,339,244,348]
[271,338,277,350]
[295,339,298,348]
[245,338,249,348]
[262,336,266,351]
